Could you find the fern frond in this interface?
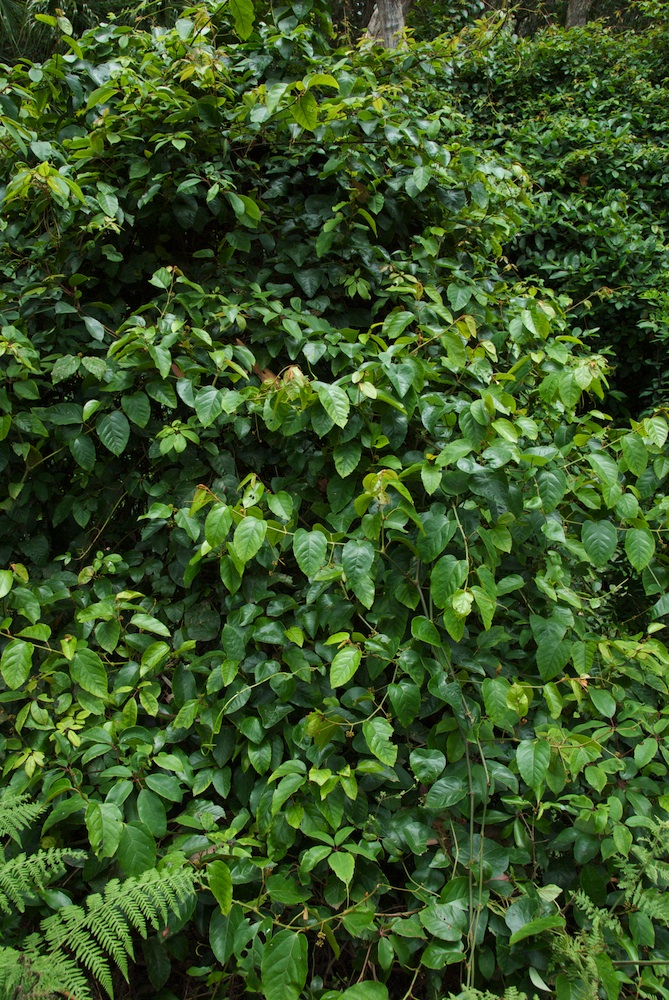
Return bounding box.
[637,887,669,924]
[40,866,196,1000]
[0,849,87,914]
[115,867,195,932]
[89,901,135,980]
[447,990,530,1000]
[42,903,116,998]
[0,941,92,1000]
[0,792,43,844]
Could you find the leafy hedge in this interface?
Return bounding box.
[442,10,669,409]
[0,4,669,999]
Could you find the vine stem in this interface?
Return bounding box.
[400,965,421,1000]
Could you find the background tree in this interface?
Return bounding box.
[565,0,594,26]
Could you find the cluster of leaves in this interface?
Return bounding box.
[438,9,669,409]
[0,2,668,998]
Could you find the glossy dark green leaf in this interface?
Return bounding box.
[96,410,129,455]
[261,930,308,1000]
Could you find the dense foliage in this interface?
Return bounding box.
[443,4,669,407]
[0,3,668,999]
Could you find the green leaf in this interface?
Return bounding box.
[117,822,156,876]
[145,773,183,803]
[362,717,397,766]
[71,648,108,698]
[194,386,223,427]
[536,639,572,681]
[425,775,468,809]
[334,441,361,477]
[621,433,648,476]
[293,528,328,576]
[95,619,120,653]
[70,434,96,471]
[130,613,171,637]
[121,392,151,428]
[328,852,354,886]
[388,681,421,726]
[229,0,255,38]
[411,616,441,645]
[382,310,414,339]
[508,914,566,945]
[409,749,446,783]
[1,639,33,689]
[205,504,233,548]
[581,520,617,567]
[342,539,374,585]
[412,164,431,191]
[267,491,293,520]
[85,801,123,859]
[537,469,567,513]
[261,930,308,1000]
[292,92,318,131]
[435,440,473,467]
[137,789,167,838]
[330,646,361,688]
[314,382,350,428]
[208,860,233,914]
[645,417,668,448]
[339,986,388,1000]
[430,556,468,610]
[96,410,130,455]
[419,901,468,941]
[0,571,12,599]
[625,527,655,570]
[421,464,442,495]
[587,452,619,486]
[447,285,472,312]
[613,824,632,856]
[482,677,518,730]
[471,585,495,629]
[652,593,669,620]
[516,740,551,791]
[594,952,620,1000]
[634,737,657,768]
[232,517,267,563]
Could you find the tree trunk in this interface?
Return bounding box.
[565,0,594,28]
[366,0,413,47]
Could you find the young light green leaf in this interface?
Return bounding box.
[208,860,233,914]
[205,504,233,548]
[330,646,361,688]
[328,852,354,886]
[508,915,566,946]
[233,517,267,563]
[292,92,318,131]
[1,639,33,689]
[129,613,171,637]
